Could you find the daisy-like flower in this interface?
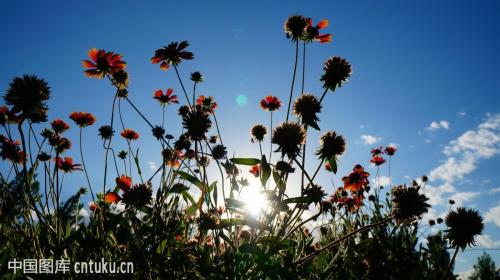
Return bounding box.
[153,88,179,106]
[178,105,191,117]
[342,164,370,193]
[190,71,204,83]
[111,70,129,89]
[275,161,295,173]
[82,48,126,78]
[121,129,140,141]
[37,151,51,162]
[4,75,50,123]
[151,125,165,140]
[174,134,192,151]
[151,41,193,70]
[116,175,132,192]
[304,18,332,43]
[370,146,384,156]
[117,150,128,159]
[249,164,261,177]
[122,183,153,208]
[196,95,218,114]
[105,192,121,204]
[211,144,227,160]
[303,184,326,205]
[370,155,386,166]
[69,112,96,127]
[251,124,267,143]
[56,157,82,173]
[49,136,72,154]
[284,15,309,41]
[385,146,397,156]
[182,110,212,141]
[316,131,346,161]
[293,94,322,130]
[98,125,114,140]
[272,122,306,160]
[0,106,21,125]
[320,56,352,93]
[162,149,181,167]
[391,185,430,224]
[51,119,69,134]
[0,136,25,163]
[445,207,484,250]
[260,96,282,111]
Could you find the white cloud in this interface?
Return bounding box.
[476,234,500,248]
[422,182,455,206]
[457,112,467,117]
[447,192,480,206]
[484,205,500,227]
[490,187,500,193]
[457,269,474,280]
[148,161,158,171]
[360,134,380,145]
[371,176,391,187]
[426,120,450,131]
[430,114,500,183]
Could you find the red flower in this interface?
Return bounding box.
[0,106,21,125]
[56,157,82,173]
[153,88,179,105]
[342,164,370,193]
[69,112,96,127]
[249,164,261,177]
[105,192,121,203]
[305,19,332,43]
[385,146,397,156]
[370,146,384,156]
[175,235,183,241]
[82,48,126,78]
[116,175,132,191]
[0,135,25,163]
[325,161,331,172]
[51,119,69,133]
[121,129,140,140]
[89,202,98,212]
[260,96,282,111]
[196,95,218,114]
[370,155,386,166]
[151,41,194,71]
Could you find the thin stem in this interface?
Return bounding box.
[442,246,459,280]
[319,88,329,103]
[173,64,192,107]
[301,41,306,94]
[285,40,299,122]
[269,112,273,163]
[79,128,95,201]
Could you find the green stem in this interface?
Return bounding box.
[285,40,299,122]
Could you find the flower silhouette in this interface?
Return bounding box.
[151,41,194,70]
[69,112,96,127]
[5,75,50,123]
[260,96,282,111]
[121,129,140,141]
[56,157,82,173]
[154,89,179,106]
[304,19,332,43]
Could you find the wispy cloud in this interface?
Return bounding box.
[148,161,158,171]
[490,187,500,194]
[447,192,480,206]
[360,134,381,145]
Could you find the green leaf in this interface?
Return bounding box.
[260,155,271,186]
[282,196,312,204]
[208,181,217,193]
[182,191,196,205]
[175,170,203,191]
[220,218,247,228]
[169,183,190,193]
[185,204,198,216]
[230,157,261,166]
[328,156,337,174]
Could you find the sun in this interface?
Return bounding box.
[239,186,269,217]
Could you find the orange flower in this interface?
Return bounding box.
[51,119,69,133]
[342,164,370,193]
[82,48,126,78]
[249,164,261,177]
[305,19,332,43]
[56,157,82,173]
[153,88,179,105]
[0,135,25,163]
[116,175,132,191]
[105,192,121,203]
[89,202,98,212]
[151,41,193,70]
[196,95,218,114]
[120,129,139,140]
[260,96,282,111]
[370,155,386,166]
[69,112,96,127]
[0,106,21,125]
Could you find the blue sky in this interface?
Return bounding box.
[1,0,500,276]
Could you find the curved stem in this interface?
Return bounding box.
[442,246,459,280]
[79,128,95,202]
[301,41,306,95]
[285,40,299,122]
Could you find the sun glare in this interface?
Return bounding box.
[239,186,269,217]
